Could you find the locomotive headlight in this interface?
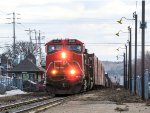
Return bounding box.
[51,69,57,75]
[65,67,80,81]
[70,69,76,75]
[61,52,67,59]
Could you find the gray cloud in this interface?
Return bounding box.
[0,0,150,61]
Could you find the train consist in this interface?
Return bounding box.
[45,39,111,94]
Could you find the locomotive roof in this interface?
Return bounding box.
[45,39,84,45]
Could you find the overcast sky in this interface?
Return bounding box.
[0,0,150,61]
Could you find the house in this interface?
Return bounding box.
[8,54,45,89]
[0,54,12,76]
[0,66,7,76]
[8,53,45,83]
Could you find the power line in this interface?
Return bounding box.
[0,10,7,15]
[39,42,150,46]
[0,37,10,38]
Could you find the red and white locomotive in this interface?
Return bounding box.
[45,39,106,94]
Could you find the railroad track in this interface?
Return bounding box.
[0,91,92,113]
[0,96,68,113]
[15,97,66,113]
[0,96,52,113]
[23,90,98,113]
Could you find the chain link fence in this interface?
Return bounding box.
[131,70,150,100]
[0,76,22,94]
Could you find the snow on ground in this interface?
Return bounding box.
[0,89,27,97]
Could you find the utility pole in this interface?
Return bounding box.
[123,52,126,88]
[125,44,128,89]
[128,41,130,89]
[140,0,146,100]
[25,28,33,53]
[6,12,20,62]
[117,13,138,92]
[38,30,42,66]
[12,12,16,60]
[34,29,38,56]
[128,26,132,92]
[34,30,37,45]
[134,12,138,94]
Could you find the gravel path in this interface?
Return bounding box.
[42,88,150,113]
[43,101,150,113]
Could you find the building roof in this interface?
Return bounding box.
[9,57,45,73]
[26,53,36,64]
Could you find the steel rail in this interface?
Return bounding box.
[0,96,51,112]
[15,98,66,113]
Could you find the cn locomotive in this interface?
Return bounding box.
[45,39,106,94]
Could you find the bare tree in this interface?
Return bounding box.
[3,41,37,59]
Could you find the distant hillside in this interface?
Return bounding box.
[102,61,123,76]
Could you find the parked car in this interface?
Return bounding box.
[23,80,37,92]
[23,80,46,92]
[37,80,46,91]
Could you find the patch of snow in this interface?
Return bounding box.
[0,89,27,97]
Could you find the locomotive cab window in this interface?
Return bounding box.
[66,44,82,53]
[48,44,62,53]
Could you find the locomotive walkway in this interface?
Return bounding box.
[42,88,150,113]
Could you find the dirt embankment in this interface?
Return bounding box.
[74,88,144,104]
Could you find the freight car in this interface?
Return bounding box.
[45,39,107,94]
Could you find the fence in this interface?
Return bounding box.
[0,77,23,90]
[131,70,149,100]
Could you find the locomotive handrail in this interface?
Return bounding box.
[72,61,85,78]
[46,62,53,73]
[46,61,66,82]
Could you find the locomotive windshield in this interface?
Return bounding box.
[66,44,82,52]
[48,44,62,53]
